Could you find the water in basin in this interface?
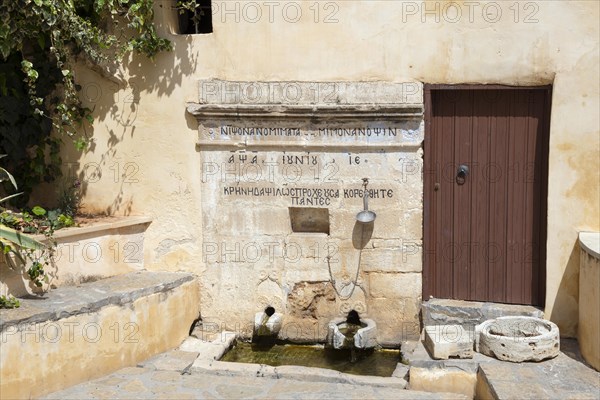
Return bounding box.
[220,342,400,377]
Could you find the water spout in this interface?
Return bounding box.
[326,311,377,351]
[253,306,282,342]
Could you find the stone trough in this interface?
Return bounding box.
[475,316,560,362]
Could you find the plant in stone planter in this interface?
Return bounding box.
[0,159,50,296]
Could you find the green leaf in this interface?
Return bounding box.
[0,165,18,190]
[0,192,23,204]
[37,35,45,50]
[0,225,45,251]
[32,206,46,216]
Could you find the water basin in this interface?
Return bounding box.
[220,342,400,377]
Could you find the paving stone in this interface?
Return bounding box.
[483,352,600,398]
[42,339,597,400]
[122,379,148,393]
[138,350,199,372]
[151,370,185,383]
[392,363,410,379]
[216,383,266,398]
[346,374,407,389]
[43,364,468,399]
[424,325,474,359]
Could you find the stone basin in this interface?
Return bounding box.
[476,316,560,362]
[326,317,377,349]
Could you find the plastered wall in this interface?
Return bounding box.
[43,1,599,338]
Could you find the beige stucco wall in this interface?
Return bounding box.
[0,279,200,399]
[41,1,599,338]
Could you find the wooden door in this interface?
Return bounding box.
[423,86,551,306]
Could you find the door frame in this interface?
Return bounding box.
[422,84,552,306]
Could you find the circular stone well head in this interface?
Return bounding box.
[476,316,560,362]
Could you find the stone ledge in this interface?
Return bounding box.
[579,232,600,259]
[191,358,409,389]
[0,271,195,331]
[187,103,424,121]
[422,299,543,328]
[32,215,152,242]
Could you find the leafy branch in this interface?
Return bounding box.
[0,1,172,203]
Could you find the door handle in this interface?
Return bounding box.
[456,165,469,185]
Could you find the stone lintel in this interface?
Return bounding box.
[186,103,424,122]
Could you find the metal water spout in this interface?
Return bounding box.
[356,178,376,223]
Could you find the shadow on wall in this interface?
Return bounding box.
[352,221,374,249]
[38,4,199,215]
[549,239,580,338]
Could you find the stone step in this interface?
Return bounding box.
[421,299,543,329]
[402,336,600,400]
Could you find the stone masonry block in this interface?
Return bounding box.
[424,325,474,360]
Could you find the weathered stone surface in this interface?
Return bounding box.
[196,80,424,106]
[368,297,421,346]
[287,282,337,319]
[138,350,199,372]
[254,311,283,337]
[368,272,421,299]
[409,366,477,399]
[392,363,410,380]
[180,340,227,361]
[421,299,544,328]
[326,317,377,349]
[43,364,466,400]
[354,319,378,349]
[476,316,560,362]
[0,272,200,400]
[193,81,425,348]
[0,271,196,331]
[424,325,474,360]
[477,351,600,400]
[179,333,237,363]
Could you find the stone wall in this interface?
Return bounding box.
[37,1,599,338]
[191,81,423,345]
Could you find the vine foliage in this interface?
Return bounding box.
[0,1,172,203]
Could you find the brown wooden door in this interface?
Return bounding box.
[423,86,551,306]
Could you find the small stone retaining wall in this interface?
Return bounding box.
[0,272,200,399]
